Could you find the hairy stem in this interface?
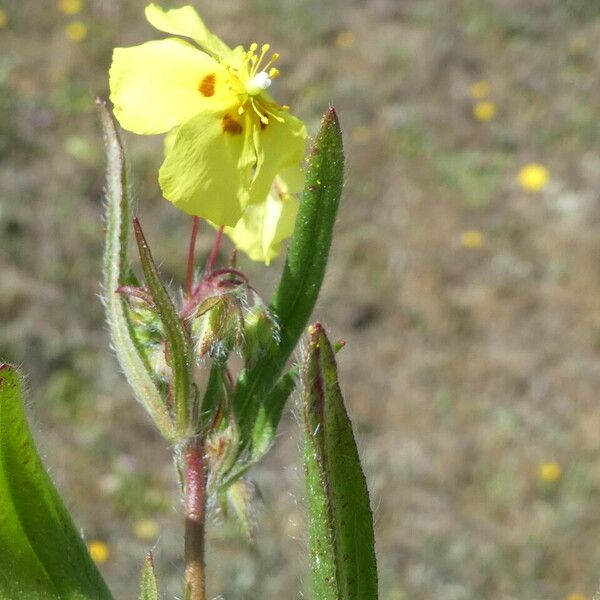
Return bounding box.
[185,217,201,299]
[183,438,207,600]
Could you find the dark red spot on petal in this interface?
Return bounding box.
[222,114,243,135]
[199,74,216,97]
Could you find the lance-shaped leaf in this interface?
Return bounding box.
[139,552,159,600]
[232,107,344,451]
[301,325,378,600]
[133,218,193,436]
[98,100,177,443]
[0,364,114,599]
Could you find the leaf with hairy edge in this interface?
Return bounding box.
[139,552,159,600]
[0,364,114,599]
[133,218,193,436]
[232,107,344,454]
[98,99,177,443]
[301,324,378,600]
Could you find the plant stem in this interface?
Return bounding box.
[205,225,224,274]
[185,217,201,298]
[183,437,207,600]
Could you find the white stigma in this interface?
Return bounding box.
[246,71,272,96]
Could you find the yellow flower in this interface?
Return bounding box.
[65,21,87,42]
[473,101,496,122]
[566,594,586,600]
[517,163,549,192]
[220,166,301,264]
[460,230,484,249]
[58,0,82,15]
[470,80,490,99]
[109,3,307,227]
[88,540,110,564]
[538,461,562,483]
[0,9,7,29]
[335,30,355,49]
[133,518,159,541]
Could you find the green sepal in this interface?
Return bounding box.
[133,218,193,436]
[98,100,177,443]
[0,364,114,599]
[139,552,159,600]
[232,106,344,451]
[301,324,378,600]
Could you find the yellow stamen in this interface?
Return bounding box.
[251,44,275,76]
[262,53,280,74]
[250,97,269,124]
[263,107,284,123]
[269,67,280,79]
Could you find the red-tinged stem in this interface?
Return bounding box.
[205,226,224,274]
[183,437,207,600]
[185,217,201,298]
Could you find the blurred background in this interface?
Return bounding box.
[1,0,600,598]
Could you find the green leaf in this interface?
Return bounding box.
[232,107,344,449]
[0,364,114,599]
[301,325,378,600]
[220,367,297,489]
[98,99,177,443]
[139,552,159,600]
[133,218,193,436]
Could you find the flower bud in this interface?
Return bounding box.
[242,303,279,367]
[226,478,261,540]
[192,294,243,363]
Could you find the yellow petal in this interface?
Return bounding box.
[224,169,301,264]
[159,109,256,226]
[110,38,228,134]
[276,164,304,195]
[249,111,307,205]
[145,3,233,59]
[163,127,178,156]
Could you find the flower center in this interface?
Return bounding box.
[246,71,272,96]
[230,42,289,127]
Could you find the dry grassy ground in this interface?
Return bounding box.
[1,0,600,598]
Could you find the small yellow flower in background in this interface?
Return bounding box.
[0,9,7,29]
[88,540,110,564]
[133,518,159,542]
[470,80,490,100]
[472,101,496,122]
[518,163,550,192]
[58,0,82,15]
[110,3,307,227]
[538,461,562,483]
[336,30,355,49]
[65,20,87,42]
[460,230,485,249]
[566,594,586,600]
